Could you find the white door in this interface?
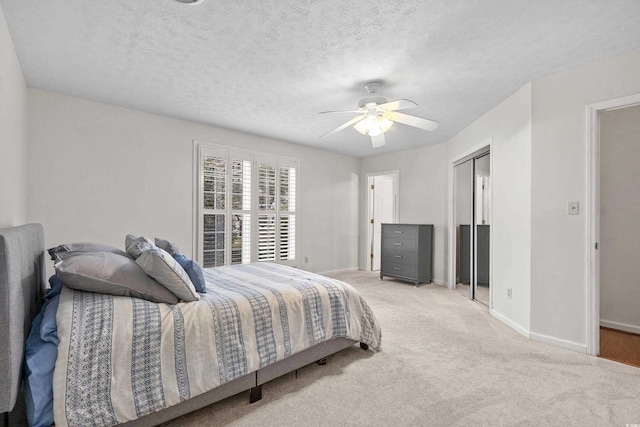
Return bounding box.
[369,174,397,271]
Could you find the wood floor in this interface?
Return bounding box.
[599,327,640,368]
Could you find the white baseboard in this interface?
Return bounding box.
[490,309,530,338]
[490,310,587,354]
[529,331,587,354]
[600,319,640,335]
[433,279,446,287]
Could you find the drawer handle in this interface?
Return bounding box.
[394,230,404,234]
[394,255,402,258]
[393,267,402,271]
[394,243,403,246]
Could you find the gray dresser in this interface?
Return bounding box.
[380,224,434,286]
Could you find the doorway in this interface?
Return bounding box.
[596,103,640,366]
[587,93,640,357]
[452,148,491,307]
[367,171,399,271]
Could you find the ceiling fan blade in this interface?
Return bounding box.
[371,133,386,148]
[319,109,363,114]
[377,99,418,111]
[319,114,367,138]
[388,111,439,131]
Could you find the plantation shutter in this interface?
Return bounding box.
[279,161,296,261]
[257,158,277,262]
[230,153,252,264]
[200,146,227,268]
[196,142,298,267]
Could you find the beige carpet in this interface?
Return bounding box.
[161,271,640,426]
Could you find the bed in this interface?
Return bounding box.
[0,224,381,426]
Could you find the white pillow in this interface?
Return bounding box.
[136,247,200,302]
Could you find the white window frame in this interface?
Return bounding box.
[193,140,299,268]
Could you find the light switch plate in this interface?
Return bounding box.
[568,201,579,215]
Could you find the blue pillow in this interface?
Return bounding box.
[25,277,63,427]
[173,254,206,293]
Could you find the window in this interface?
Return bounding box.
[195,143,298,268]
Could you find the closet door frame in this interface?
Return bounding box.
[448,140,493,309]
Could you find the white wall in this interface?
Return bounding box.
[599,104,640,333]
[0,5,27,228]
[530,51,640,351]
[26,89,360,275]
[359,143,447,284]
[444,83,532,334]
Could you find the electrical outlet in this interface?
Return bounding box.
[304,256,308,264]
[507,288,512,299]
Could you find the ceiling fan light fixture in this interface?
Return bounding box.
[378,116,394,133]
[319,80,438,148]
[354,113,394,136]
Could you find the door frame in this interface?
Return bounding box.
[448,140,492,303]
[366,170,399,272]
[586,93,640,356]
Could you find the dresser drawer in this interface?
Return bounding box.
[382,237,416,252]
[381,261,416,276]
[380,250,417,265]
[382,224,418,238]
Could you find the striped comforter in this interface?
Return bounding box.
[53,263,381,426]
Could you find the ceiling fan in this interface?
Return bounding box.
[319,81,439,148]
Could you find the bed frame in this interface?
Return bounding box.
[0,224,366,426]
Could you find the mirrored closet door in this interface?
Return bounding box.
[454,148,491,307]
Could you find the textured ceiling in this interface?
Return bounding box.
[2,0,640,158]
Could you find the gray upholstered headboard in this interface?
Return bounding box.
[0,224,45,414]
